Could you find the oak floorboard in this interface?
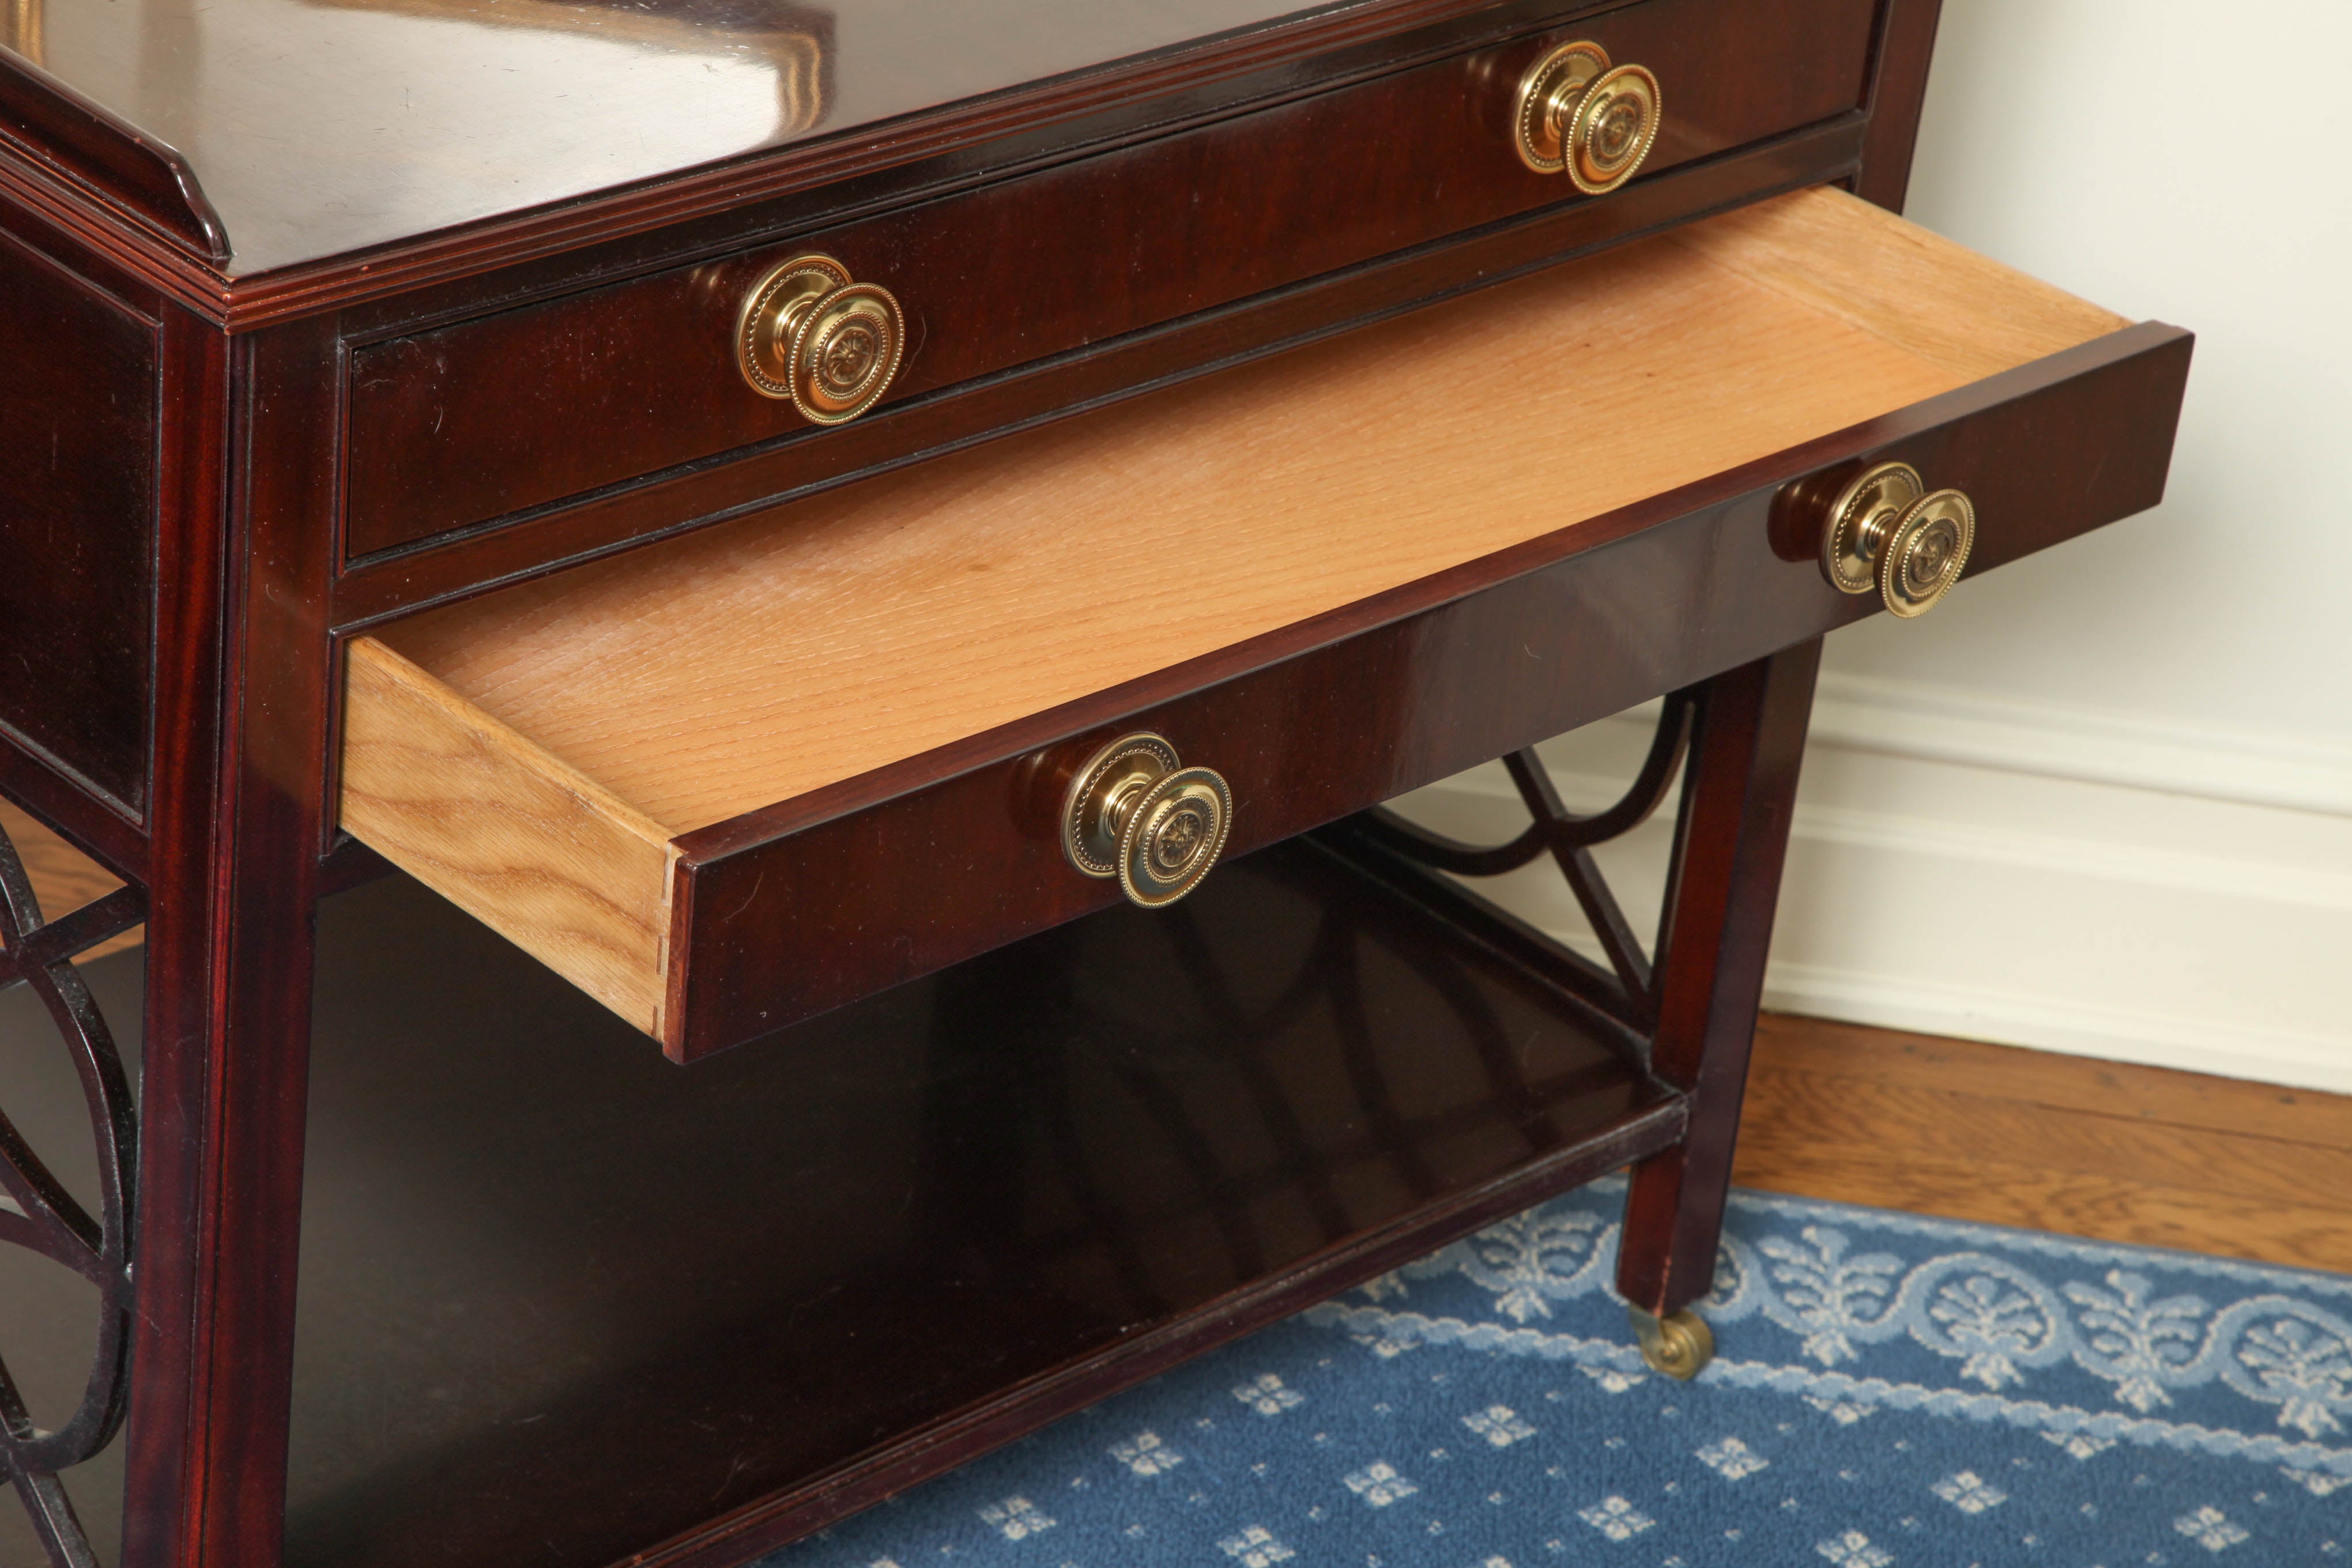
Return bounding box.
[1749,1011,2352,1151]
[1736,1141,2352,1274]
[1741,1065,2352,1216]
[1737,1013,2352,1275]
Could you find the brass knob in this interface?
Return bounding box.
[1513,41,1661,193]
[735,252,904,425]
[1818,461,1977,619]
[1061,733,1233,909]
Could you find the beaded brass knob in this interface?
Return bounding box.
[1061,733,1233,909]
[735,252,904,425]
[1513,41,1662,193]
[1818,461,1976,619]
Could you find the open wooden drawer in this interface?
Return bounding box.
[339,187,2190,1061]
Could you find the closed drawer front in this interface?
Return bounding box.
[342,0,1875,558]
[338,189,2191,1061]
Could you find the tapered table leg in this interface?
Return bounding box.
[118,318,338,1568]
[1616,638,1821,1321]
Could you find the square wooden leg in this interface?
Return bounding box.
[1616,639,1822,1318]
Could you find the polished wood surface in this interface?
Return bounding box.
[108,311,327,1568]
[1737,1015,2352,1276]
[653,278,2181,1058]
[0,44,227,262]
[20,824,2339,1281]
[367,189,2109,838]
[1618,642,1818,1317]
[548,303,2188,1065]
[0,1,2199,1559]
[1851,0,1944,212]
[1674,187,2123,378]
[32,797,2341,1288]
[0,228,157,815]
[341,637,677,1033]
[330,118,1874,619]
[342,0,1876,554]
[6,0,1316,272]
[340,188,2146,1050]
[1,0,1883,305]
[2,847,1678,1568]
[290,853,1664,1568]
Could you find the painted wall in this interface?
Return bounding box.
[1855,0,2352,741]
[1399,0,2352,1090]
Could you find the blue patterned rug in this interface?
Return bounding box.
[761,1179,2352,1567]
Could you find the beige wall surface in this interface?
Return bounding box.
[1403,0,2352,1091]
[1848,0,2352,742]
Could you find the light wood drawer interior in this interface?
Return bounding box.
[340,187,2129,1048]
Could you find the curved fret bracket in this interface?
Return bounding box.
[0,812,145,1568]
[1352,691,1695,1036]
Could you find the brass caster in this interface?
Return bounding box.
[1629,1305,1714,1381]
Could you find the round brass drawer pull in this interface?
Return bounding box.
[735,252,904,425]
[1819,460,1977,619]
[1061,732,1233,909]
[1513,40,1662,193]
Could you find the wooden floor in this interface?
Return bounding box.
[5,800,2346,1275]
[1739,1011,2352,1276]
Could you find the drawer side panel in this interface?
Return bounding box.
[339,636,677,1034]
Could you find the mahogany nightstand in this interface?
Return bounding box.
[0,1,2187,1563]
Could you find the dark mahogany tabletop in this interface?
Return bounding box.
[1,0,1324,272]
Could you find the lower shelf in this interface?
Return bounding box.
[0,830,1683,1568]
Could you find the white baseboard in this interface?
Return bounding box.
[1757,958,2352,1094]
[1808,672,2352,819]
[1388,677,2352,1094]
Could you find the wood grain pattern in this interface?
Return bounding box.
[115,308,312,1568]
[376,189,2095,836]
[657,316,2184,1057]
[0,798,141,961]
[0,0,1846,324]
[0,6,1984,1562]
[340,187,2144,1039]
[6,0,1510,292]
[1664,187,2126,381]
[0,228,159,815]
[1851,0,1944,213]
[1618,642,1819,1318]
[341,0,1878,555]
[257,851,1678,1568]
[1755,1013,2352,1148]
[330,117,1872,623]
[338,638,675,1035]
[1737,1015,2352,1275]
[0,52,230,263]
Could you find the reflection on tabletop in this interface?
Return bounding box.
[0,0,1320,272]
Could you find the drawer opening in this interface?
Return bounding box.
[271,834,1678,1568]
[341,186,2148,1056]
